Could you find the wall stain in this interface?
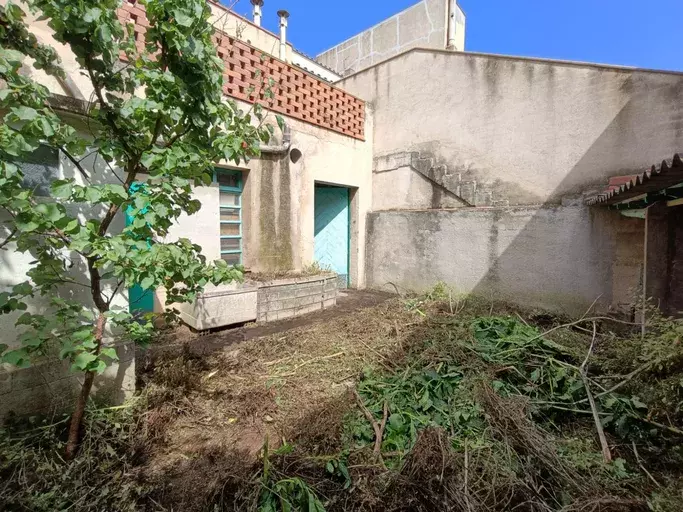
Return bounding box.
[258,155,293,271]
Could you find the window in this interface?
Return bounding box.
[215,170,243,265]
[18,145,60,196]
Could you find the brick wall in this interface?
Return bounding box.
[117,1,365,140]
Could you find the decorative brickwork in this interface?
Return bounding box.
[117,1,365,140]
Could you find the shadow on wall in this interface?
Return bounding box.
[368,77,683,315]
[0,149,135,422]
[0,149,129,347]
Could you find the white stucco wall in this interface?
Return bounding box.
[366,206,627,316]
[339,50,683,206]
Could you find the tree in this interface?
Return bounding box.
[0,0,273,458]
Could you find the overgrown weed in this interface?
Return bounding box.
[2,285,683,511]
[0,399,147,511]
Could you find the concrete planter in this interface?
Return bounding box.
[176,273,338,330]
[257,273,338,323]
[177,282,259,331]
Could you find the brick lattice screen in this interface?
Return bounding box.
[117,1,365,140]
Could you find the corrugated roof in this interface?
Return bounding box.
[587,153,683,206]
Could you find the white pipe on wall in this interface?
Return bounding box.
[251,0,264,27]
[447,0,457,50]
[277,10,289,61]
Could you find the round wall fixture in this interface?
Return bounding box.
[289,148,302,164]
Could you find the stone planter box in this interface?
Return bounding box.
[257,273,338,323]
[177,282,259,331]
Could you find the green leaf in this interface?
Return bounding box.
[83,7,101,23]
[173,9,193,27]
[84,187,102,203]
[35,203,65,222]
[3,349,30,368]
[12,106,38,121]
[15,213,40,233]
[100,347,118,361]
[12,282,33,296]
[72,352,97,371]
[94,359,108,375]
[139,277,155,291]
[108,184,128,201]
[51,179,73,199]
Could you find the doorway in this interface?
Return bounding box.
[314,184,350,288]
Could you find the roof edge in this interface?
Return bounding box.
[587,153,683,206]
[337,47,683,82]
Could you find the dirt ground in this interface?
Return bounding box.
[144,289,394,360]
[138,290,407,506]
[4,289,683,511]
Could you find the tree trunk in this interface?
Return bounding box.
[65,312,106,460]
[65,370,96,460]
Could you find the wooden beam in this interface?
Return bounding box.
[667,197,683,207]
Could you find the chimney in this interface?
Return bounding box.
[447,0,457,50]
[277,10,289,61]
[250,0,264,27]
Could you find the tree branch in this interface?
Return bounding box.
[164,121,190,148]
[86,257,108,312]
[59,145,90,181]
[106,279,125,307]
[580,322,612,463]
[0,227,17,249]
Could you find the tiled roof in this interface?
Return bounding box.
[587,153,683,206]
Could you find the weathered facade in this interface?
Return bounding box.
[316,0,466,78]
[337,49,683,315]
[3,0,683,420]
[0,0,372,420]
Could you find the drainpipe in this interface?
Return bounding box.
[250,0,263,27]
[446,0,457,50]
[277,9,289,61]
[260,123,291,155]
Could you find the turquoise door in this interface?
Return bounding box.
[314,185,350,288]
[125,183,155,314]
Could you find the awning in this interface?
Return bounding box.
[587,153,683,206]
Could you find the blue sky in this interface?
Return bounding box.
[226,0,683,72]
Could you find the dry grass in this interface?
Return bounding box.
[139,298,418,505]
[129,294,683,510]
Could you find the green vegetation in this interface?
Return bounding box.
[0,0,273,457]
[1,288,682,510]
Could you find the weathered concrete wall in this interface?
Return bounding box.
[0,132,135,422]
[257,274,338,323]
[316,0,465,77]
[0,342,135,422]
[237,110,373,287]
[366,206,635,315]
[339,50,683,207]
